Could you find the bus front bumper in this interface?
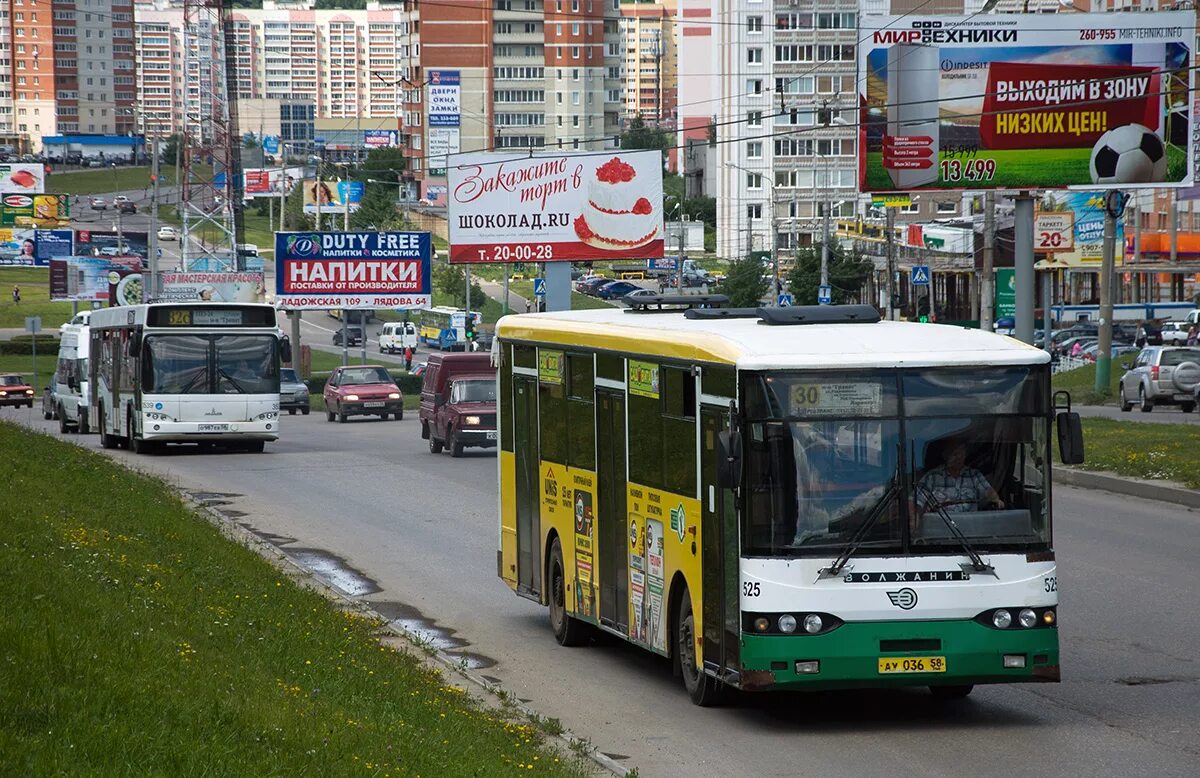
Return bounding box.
[737,619,1059,692]
[141,419,279,442]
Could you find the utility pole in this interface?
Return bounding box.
[820,204,830,303]
[1169,188,1178,299]
[1014,192,1035,345]
[148,135,160,300]
[1095,190,1124,396]
[980,190,995,331]
[885,206,897,320]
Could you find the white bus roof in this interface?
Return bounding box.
[496,308,1050,370]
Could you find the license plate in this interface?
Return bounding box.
[364,401,385,408]
[878,656,947,674]
[486,430,498,440]
[197,423,229,433]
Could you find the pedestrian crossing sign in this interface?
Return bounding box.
[533,278,546,297]
[911,265,931,286]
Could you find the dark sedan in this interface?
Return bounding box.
[596,281,642,300]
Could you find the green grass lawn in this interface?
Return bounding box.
[865,144,1188,191]
[0,354,57,386]
[0,421,587,775]
[1068,418,1200,488]
[0,268,76,329]
[1051,361,1123,405]
[47,166,178,196]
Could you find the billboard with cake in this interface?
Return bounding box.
[858,11,1196,191]
[446,150,665,264]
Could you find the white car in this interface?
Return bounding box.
[113,195,129,206]
[1160,322,1191,345]
[157,226,179,241]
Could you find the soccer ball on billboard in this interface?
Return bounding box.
[1088,124,1168,185]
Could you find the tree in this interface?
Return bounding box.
[784,239,874,306]
[350,183,401,231]
[357,147,408,183]
[620,117,671,157]
[719,256,770,308]
[684,196,716,230]
[160,134,182,167]
[433,263,487,309]
[284,178,311,231]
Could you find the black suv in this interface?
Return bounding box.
[332,326,365,347]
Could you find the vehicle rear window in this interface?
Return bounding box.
[1161,349,1200,366]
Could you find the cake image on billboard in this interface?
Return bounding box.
[885,44,940,189]
[573,157,660,250]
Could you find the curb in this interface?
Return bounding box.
[181,493,630,778]
[1054,467,1200,509]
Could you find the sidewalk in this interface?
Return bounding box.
[1075,404,1200,425]
[479,279,532,315]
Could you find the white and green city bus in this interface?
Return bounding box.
[496,301,1083,704]
[89,302,290,454]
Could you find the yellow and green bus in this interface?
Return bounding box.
[496,301,1083,705]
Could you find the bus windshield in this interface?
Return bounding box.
[144,334,278,395]
[740,367,1050,557]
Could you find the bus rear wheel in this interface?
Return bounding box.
[677,589,724,706]
[99,408,116,449]
[930,685,974,700]
[548,537,588,646]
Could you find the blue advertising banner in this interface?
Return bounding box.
[0,227,73,266]
[274,231,432,310]
[428,70,461,127]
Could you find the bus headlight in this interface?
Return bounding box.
[803,614,824,634]
[992,609,1012,629]
[777,614,797,634]
[1018,609,1037,628]
[464,415,481,426]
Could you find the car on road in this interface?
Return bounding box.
[419,352,496,457]
[90,196,107,210]
[279,368,310,416]
[1119,346,1200,412]
[595,280,642,300]
[117,201,137,215]
[0,373,35,408]
[379,321,419,354]
[157,226,179,241]
[113,195,129,206]
[577,276,613,296]
[41,384,58,420]
[331,325,365,347]
[621,288,660,305]
[1159,321,1191,345]
[322,364,404,423]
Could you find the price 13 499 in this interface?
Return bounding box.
[940,158,997,183]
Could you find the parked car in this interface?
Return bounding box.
[279,368,310,415]
[419,352,495,457]
[0,373,35,408]
[1119,346,1200,412]
[1159,321,1190,345]
[621,288,660,306]
[577,276,613,296]
[1134,321,1165,348]
[411,362,428,378]
[322,364,403,422]
[332,325,365,347]
[41,384,58,420]
[157,226,179,241]
[596,280,641,300]
[379,321,419,354]
[90,196,107,210]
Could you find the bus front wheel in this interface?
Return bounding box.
[548,537,588,647]
[677,589,724,706]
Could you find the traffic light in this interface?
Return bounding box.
[916,296,931,323]
[464,315,477,341]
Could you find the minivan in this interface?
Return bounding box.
[379,321,419,354]
[419,352,496,457]
[53,321,91,433]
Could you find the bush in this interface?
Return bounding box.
[0,335,60,355]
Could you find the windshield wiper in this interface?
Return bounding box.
[821,480,898,578]
[912,484,993,574]
[177,368,209,394]
[215,367,247,394]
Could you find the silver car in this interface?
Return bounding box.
[1119,346,1200,413]
[279,368,311,415]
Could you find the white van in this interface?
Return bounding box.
[379,321,419,354]
[54,321,90,433]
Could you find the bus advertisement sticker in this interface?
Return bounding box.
[646,518,666,653]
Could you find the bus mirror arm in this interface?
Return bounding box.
[716,430,742,490]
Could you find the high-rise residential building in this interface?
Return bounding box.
[619,1,676,125]
[0,0,136,150]
[133,10,184,139]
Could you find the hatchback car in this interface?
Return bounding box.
[90,196,107,210]
[157,225,179,241]
[323,364,404,422]
[279,368,310,415]
[0,373,35,408]
[117,201,137,214]
[332,325,365,347]
[1119,346,1200,412]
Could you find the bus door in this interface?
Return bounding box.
[700,406,740,676]
[513,376,542,596]
[596,390,628,632]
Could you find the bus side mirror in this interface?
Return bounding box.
[280,336,293,365]
[1056,412,1084,465]
[126,332,141,358]
[716,430,743,490]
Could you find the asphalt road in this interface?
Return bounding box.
[4,409,1197,777]
[1076,404,1200,424]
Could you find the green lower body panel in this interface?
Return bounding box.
[738,620,1059,691]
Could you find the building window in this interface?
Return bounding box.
[747,204,763,220]
[747,78,762,95]
[937,201,957,214]
[746,141,762,159]
[746,48,762,65]
[746,172,762,190]
[747,16,763,34]
[747,110,762,127]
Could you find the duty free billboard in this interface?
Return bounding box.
[274,231,432,310]
[858,11,1196,191]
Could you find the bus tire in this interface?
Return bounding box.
[676,589,724,706]
[244,440,265,453]
[548,537,588,647]
[930,685,974,700]
[99,408,116,449]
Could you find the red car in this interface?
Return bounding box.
[0,373,35,408]
[322,364,404,423]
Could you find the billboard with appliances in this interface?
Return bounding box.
[160,272,266,303]
[858,11,1196,191]
[0,163,46,194]
[302,179,365,214]
[274,231,432,310]
[447,150,665,263]
[48,256,142,303]
[0,193,70,226]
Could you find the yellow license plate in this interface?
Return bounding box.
[878,656,947,674]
